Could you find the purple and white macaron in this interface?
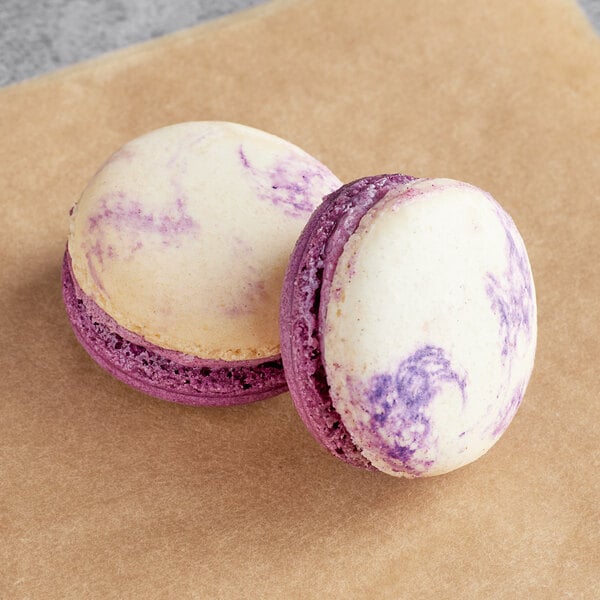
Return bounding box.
[63,121,341,406]
[280,175,537,476]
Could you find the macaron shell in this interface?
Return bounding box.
[323,179,537,477]
[68,121,341,361]
[62,251,287,406]
[280,174,415,468]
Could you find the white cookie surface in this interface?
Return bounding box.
[323,179,536,476]
[69,122,341,360]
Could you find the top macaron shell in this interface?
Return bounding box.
[68,121,342,362]
[322,178,537,476]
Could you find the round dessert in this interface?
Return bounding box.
[63,121,341,406]
[280,174,537,477]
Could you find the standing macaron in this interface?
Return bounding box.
[280,175,537,477]
[63,121,341,406]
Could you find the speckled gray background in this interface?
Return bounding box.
[0,0,598,87]
[0,0,266,86]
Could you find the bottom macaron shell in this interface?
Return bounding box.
[280,174,415,469]
[62,251,287,406]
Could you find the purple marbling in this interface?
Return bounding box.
[238,145,336,218]
[479,195,535,439]
[82,191,199,293]
[485,207,534,364]
[360,345,467,476]
[166,132,209,168]
[87,193,198,241]
[491,380,526,437]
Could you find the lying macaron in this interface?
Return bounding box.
[63,121,341,406]
[280,174,537,477]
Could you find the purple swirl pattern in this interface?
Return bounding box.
[363,345,467,475]
[238,145,335,218]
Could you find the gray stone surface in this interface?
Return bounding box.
[0,0,265,86]
[583,0,600,31]
[0,0,598,87]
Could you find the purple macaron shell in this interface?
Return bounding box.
[62,250,287,406]
[280,174,415,468]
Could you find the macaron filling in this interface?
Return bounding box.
[280,174,415,468]
[63,250,286,405]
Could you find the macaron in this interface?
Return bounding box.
[63,121,341,406]
[280,174,537,477]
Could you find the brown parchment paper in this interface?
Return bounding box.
[1,0,599,597]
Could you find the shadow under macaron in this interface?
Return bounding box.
[8,253,486,587]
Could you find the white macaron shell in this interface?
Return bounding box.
[69,122,341,360]
[323,179,536,477]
